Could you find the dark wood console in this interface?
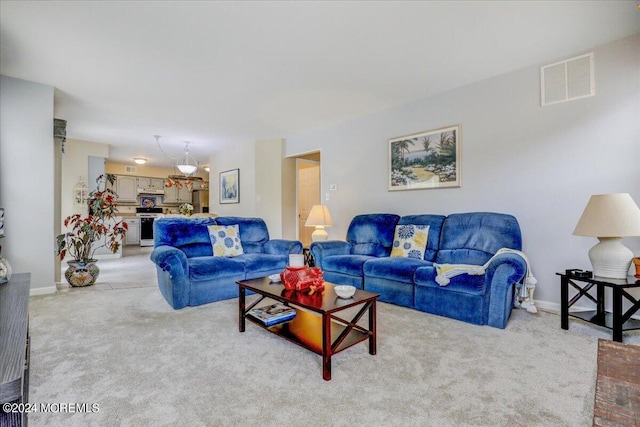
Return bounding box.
[0,273,31,427]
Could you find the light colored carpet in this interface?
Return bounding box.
[28,248,639,427]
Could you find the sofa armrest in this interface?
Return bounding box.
[151,245,189,272]
[484,253,527,328]
[263,239,303,255]
[310,241,352,269]
[150,246,191,309]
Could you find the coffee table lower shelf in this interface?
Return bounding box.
[247,309,370,356]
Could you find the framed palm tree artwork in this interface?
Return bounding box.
[388,124,461,191]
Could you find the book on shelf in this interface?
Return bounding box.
[247,302,296,326]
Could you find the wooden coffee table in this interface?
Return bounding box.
[237,278,379,381]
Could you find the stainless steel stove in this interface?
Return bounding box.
[136,207,163,247]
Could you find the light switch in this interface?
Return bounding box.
[325,193,330,201]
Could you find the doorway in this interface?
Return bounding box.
[296,153,321,248]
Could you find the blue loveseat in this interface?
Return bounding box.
[310,212,527,328]
[151,216,302,309]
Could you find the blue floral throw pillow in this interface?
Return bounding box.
[390,224,430,259]
[208,224,244,257]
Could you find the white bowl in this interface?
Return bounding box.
[335,285,356,299]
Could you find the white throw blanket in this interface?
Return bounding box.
[434,248,538,313]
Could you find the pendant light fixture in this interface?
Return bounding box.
[176,142,198,176]
[153,135,201,192]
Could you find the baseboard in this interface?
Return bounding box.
[532,300,560,313]
[94,253,122,260]
[30,285,57,296]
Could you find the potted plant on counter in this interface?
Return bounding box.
[177,202,194,216]
[56,174,128,287]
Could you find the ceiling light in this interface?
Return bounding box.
[203,165,210,172]
[176,142,198,176]
[133,158,147,165]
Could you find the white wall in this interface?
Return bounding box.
[284,35,640,309]
[255,139,284,238]
[210,139,256,217]
[0,75,55,290]
[61,138,110,224]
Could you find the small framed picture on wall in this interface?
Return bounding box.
[219,168,240,204]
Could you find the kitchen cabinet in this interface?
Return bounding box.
[137,177,164,190]
[125,218,140,246]
[163,184,192,204]
[192,180,209,191]
[115,175,137,202]
[178,185,192,203]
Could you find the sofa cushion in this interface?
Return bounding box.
[414,265,486,295]
[390,224,430,259]
[154,217,217,258]
[208,224,244,257]
[323,254,377,276]
[435,212,522,265]
[215,217,269,254]
[237,253,288,274]
[188,256,245,281]
[397,215,446,261]
[346,214,400,257]
[364,257,432,284]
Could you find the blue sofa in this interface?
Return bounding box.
[310,212,527,328]
[151,216,302,309]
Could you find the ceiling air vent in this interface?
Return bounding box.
[541,52,594,106]
[125,166,137,174]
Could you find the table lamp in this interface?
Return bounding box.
[305,205,334,241]
[573,193,640,279]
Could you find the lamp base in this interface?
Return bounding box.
[311,227,328,242]
[588,237,633,279]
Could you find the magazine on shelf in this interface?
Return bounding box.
[247,302,296,326]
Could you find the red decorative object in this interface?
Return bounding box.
[281,289,324,307]
[634,257,640,278]
[280,266,325,295]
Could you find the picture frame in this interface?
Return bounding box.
[140,196,157,208]
[219,168,240,204]
[388,124,461,191]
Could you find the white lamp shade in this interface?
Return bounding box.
[305,205,334,227]
[573,193,640,279]
[305,205,333,242]
[176,164,197,175]
[573,193,640,237]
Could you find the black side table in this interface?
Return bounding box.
[557,272,640,342]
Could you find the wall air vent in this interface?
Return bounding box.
[125,166,137,174]
[541,52,594,106]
